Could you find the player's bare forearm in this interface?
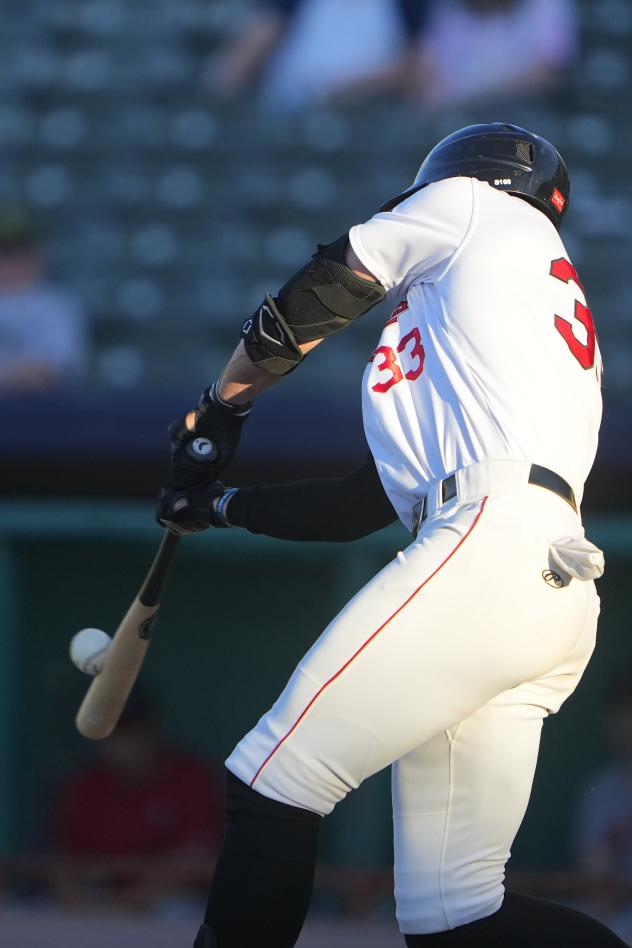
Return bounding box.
[216,339,322,406]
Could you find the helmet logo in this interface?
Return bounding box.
[494,178,512,186]
[551,188,566,213]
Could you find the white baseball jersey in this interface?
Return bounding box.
[349,177,602,531]
[228,173,607,939]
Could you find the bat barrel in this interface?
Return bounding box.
[75,599,157,739]
[76,598,158,740]
[75,531,180,740]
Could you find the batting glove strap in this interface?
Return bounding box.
[211,487,239,527]
[157,482,228,535]
[204,380,253,419]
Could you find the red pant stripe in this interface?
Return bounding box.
[250,496,488,788]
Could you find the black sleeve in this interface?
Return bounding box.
[226,453,398,542]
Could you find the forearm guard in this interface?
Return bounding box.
[241,234,386,376]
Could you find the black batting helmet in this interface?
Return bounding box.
[382,123,570,230]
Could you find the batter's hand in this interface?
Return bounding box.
[165,382,252,491]
[157,481,231,536]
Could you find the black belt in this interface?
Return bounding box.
[419,463,576,526]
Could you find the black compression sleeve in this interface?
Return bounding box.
[227,454,398,542]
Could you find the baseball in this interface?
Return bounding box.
[69,627,112,676]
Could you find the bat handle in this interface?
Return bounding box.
[139,530,180,607]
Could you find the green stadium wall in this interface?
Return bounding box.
[1,502,631,872]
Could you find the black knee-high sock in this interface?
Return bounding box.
[404,892,628,947]
[203,769,322,948]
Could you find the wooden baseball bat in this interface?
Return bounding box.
[75,530,180,740]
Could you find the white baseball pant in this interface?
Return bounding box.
[227,460,601,934]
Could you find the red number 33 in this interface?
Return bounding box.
[370,327,425,394]
[550,257,596,370]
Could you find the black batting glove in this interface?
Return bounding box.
[157,482,238,536]
[165,381,252,491]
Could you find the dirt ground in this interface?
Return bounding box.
[0,905,404,947]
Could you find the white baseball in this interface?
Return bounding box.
[69,627,112,676]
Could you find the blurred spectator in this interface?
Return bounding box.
[0,206,86,392]
[574,667,632,941]
[206,0,577,113]
[52,690,223,908]
[56,690,223,859]
[417,0,579,109]
[205,0,430,110]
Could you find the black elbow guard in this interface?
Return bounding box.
[241,295,305,377]
[241,234,386,376]
[277,234,386,344]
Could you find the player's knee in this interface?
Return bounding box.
[227,722,371,817]
[396,868,504,937]
[226,742,348,816]
[225,768,323,829]
[193,923,218,948]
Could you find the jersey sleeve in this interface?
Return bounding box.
[348,177,474,291]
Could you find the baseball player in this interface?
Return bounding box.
[158,123,624,947]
